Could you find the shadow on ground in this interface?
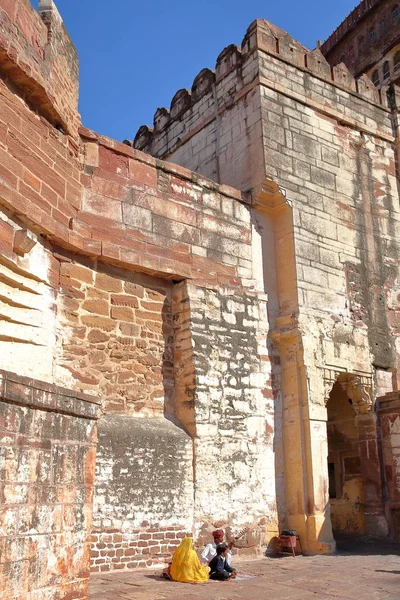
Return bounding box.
[335,535,400,556]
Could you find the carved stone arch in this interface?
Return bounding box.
[323,368,374,414]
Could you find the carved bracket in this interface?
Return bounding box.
[251,177,291,214]
[339,375,373,415]
[323,368,374,415]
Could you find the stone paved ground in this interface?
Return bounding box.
[90,542,400,600]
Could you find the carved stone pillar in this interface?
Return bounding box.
[273,325,335,554]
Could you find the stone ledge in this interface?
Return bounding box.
[0,369,101,420]
[79,126,249,205]
[377,391,400,413]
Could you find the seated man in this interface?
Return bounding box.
[209,544,236,580]
[201,529,232,565]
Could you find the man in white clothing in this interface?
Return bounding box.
[200,529,232,566]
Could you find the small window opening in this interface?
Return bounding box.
[383,60,390,80]
[369,28,376,40]
[372,69,380,85]
[394,51,400,71]
[392,5,400,21]
[328,463,337,499]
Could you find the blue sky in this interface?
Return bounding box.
[38,1,357,141]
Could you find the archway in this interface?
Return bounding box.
[327,380,365,537]
[325,372,388,540]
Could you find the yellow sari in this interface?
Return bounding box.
[170,537,209,583]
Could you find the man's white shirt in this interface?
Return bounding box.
[200,542,232,565]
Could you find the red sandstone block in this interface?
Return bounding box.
[0,218,13,251]
[99,145,129,177]
[110,306,133,321]
[84,188,123,220]
[100,137,135,160]
[132,148,157,167]
[147,195,198,227]
[0,145,23,181]
[146,289,165,301]
[110,295,139,308]
[158,256,192,278]
[146,243,192,266]
[57,195,78,220]
[79,126,99,141]
[163,161,194,181]
[78,211,126,234]
[81,316,115,332]
[9,135,66,198]
[0,103,21,132]
[0,121,6,149]
[129,159,157,188]
[41,182,58,206]
[0,162,18,190]
[198,213,250,243]
[101,242,121,262]
[62,263,93,285]
[139,301,163,312]
[119,323,140,337]
[66,181,83,211]
[95,272,123,293]
[82,299,109,316]
[92,175,129,203]
[69,218,92,239]
[135,310,162,322]
[51,208,70,228]
[82,238,102,257]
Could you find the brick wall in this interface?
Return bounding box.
[0,370,100,600]
[91,416,194,572]
[56,256,174,414]
[0,0,80,134]
[90,527,190,572]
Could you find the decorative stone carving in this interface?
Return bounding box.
[251,177,291,214]
[13,229,37,255]
[339,375,373,414]
[323,369,373,414]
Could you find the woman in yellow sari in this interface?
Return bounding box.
[169,537,209,583]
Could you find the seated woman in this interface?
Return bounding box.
[169,537,209,583]
[209,544,236,580]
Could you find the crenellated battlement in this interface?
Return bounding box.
[0,0,80,135]
[132,19,387,158]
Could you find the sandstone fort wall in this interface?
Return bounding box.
[133,16,400,548]
[0,0,277,594]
